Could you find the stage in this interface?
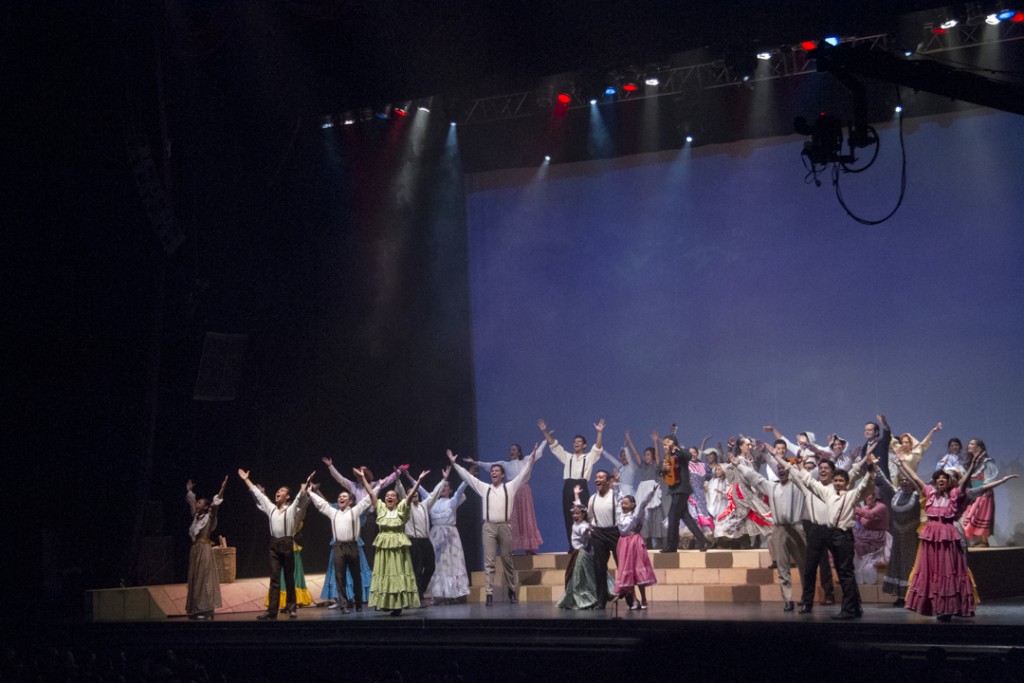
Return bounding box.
[16,547,1023,682]
[12,598,1024,682]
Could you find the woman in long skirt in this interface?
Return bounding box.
[425,468,471,603]
[360,468,428,616]
[881,473,921,606]
[898,457,977,620]
[634,434,665,549]
[185,477,227,620]
[961,439,999,547]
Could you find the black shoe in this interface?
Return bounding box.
[798,604,812,614]
[768,561,778,569]
[821,597,835,606]
[937,614,952,622]
[699,544,709,553]
[659,548,677,553]
[508,589,518,604]
[892,598,905,607]
[355,603,363,612]
[257,612,277,621]
[595,601,607,610]
[830,611,861,620]
[783,601,795,612]
[341,607,351,614]
[390,609,403,617]
[485,594,493,606]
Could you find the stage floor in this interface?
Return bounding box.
[10,599,1024,682]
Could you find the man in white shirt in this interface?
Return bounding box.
[586,468,620,609]
[774,451,878,620]
[238,469,312,620]
[539,418,606,546]
[308,477,374,613]
[449,445,538,606]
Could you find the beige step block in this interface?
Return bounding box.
[691,568,721,584]
[651,552,683,569]
[540,570,566,586]
[732,550,768,568]
[703,551,734,569]
[676,584,705,601]
[530,554,558,569]
[522,585,554,602]
[517,570,544,586]
[705,584,762,603]
[759,584,782,601]
[664,568,695,584]
[650,584,677,602]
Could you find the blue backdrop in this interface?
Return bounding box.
[465,108,1024,551]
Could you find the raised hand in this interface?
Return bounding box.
[237,469,249,481]
[321,456,333,467]
[529,442,540,460]
[186,479,194,492]
[462,457,477,465]
[353,467,367,480]
[573,484,582,497]
[217,476,228,495]
[762,425,774,433]
[538,418,549,432]
[935,422,943,431]
[442,466,451,480]
[594,418,606,433]
[446,449,457,464]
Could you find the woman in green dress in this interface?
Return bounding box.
[357,467,429,616]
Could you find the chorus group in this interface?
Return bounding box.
[182,414,1015,622]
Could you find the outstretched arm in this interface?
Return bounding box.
[538,418,557,446]
[894,456,925,492]
[624,431,642,467]
[593,418,606,452]
[354,468,377,508]
[976,474,1018,494]
[186,480,197,514]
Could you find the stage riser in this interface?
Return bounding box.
[90,548,1022,619]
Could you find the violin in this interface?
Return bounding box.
[662,422,681,486]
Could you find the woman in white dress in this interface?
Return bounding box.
[425,466,471,602]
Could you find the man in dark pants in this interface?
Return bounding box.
[798,458,837,608]
[239,468,311,620]
[775,451,878,620]
[659,434,709,552]
[586,470,620,609]
[308,484,373,613]
[539,418,605,546]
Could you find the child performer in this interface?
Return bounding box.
[613,485,659,610]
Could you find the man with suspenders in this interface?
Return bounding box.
[449,445,538,606]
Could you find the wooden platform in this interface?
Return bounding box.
[91,546,1024,619]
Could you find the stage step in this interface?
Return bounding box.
[467,549,886,605]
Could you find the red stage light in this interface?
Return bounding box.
[394,108,408,117]
[557,93,571,104]
[930,27,948,34]
[801,40,818,51]
[1013,12,1024,23]
[622,82,638,92]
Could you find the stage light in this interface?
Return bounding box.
[557,92,571,104]
[343,118,355,125]
[418,106,430,113]
[544,155,551,162]
[997,9,1017,21]
[930,26,948,34]
[321,116,334,129]
[622,82,638,92]
[589,98,597,105]
[394,108,408,117]
[685,136,693,143]
[604,86,617,95]
[756,52,772,61]
[824,36,839,46]
[894,105,903,113]
[940,19,958,29]
[801,40,818,51]
[903,49,914,56]
[1013,12,1024,22]
[986,13,1000,24]
[645,77,660,86]
[450,121,456,127]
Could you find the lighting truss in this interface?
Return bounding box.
[457,35,891,125]
[918,13,1024,53]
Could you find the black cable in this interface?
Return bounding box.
[831,88,908,225]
